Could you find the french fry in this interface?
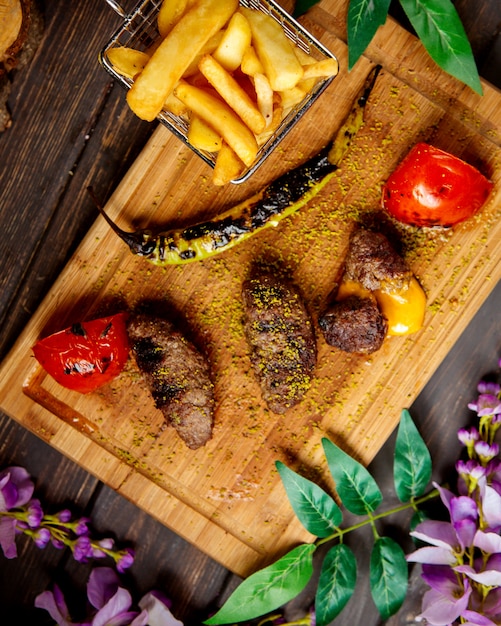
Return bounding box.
[293,45,317,66]
[157,0,188,38]
[240,7,303,91]
[252,72,274,129]
[240,44,264,76]
[255,103,283,145]
[183,31,224,77]
[302,57,339,80]
[164,91,188,116]
[212,11,252,72]
[212,142,244,185]
[116,1,338,184]
[198,54,265,135]
[174,81,258,166]
[278,85,307,112]
[187,115,222,152]
[127,0,238,121]
[296,76,317,94]
[106,47,150,80]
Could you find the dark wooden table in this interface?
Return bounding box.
[0,1,499,624]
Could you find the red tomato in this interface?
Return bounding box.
[32,313,129,393]
[382,143,493,227]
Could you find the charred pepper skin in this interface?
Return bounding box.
[90,65,382,266]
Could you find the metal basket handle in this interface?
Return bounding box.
[104,0,126,18]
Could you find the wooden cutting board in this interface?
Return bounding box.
[1,1,500,577]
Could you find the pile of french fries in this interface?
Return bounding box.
[106,0,338,185]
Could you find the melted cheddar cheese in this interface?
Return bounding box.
[374,277,426,336]
[336,277,426,336]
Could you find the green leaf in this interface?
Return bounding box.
[347,0,392,70]
[292,0,322,18]
[204,544,316,624]
[370,536,408,620]
[399,0,482,93]
[276,461,342,537]
[394,409,432,502]
[322,438,382,516]
[315,543,357,626]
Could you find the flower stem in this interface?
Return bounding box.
[316,488,441,547]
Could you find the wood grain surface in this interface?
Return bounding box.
[0,1,500,624]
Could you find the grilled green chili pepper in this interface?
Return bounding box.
[89,65,381,266]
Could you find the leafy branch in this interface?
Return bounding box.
[205,409,435,625]
[293,0,482,94]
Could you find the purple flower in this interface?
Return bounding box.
[92,538,114,559]
[407,521,459,565]
[35,584,73,626]
[74,517,91,536]
[481,485,501,532]
[26,499,44,527]
[0,517,18,558]
[475,558,501,617]
[458,427,480,457]
[33,527,51,549]
[456,460,486,481]
[456,461,486,495]
[87,567,121,609]
[73,535,92,563]
[458,427,480,445]
[51,537,65,550]
[56,509,72,523]
[92,587,138,626]
[473,530,501,554]
[417,564,472,626]
[414,369,501,626]
[116,547,135,572]
[492,412,501,426]
[88,569,183,625]
[486,458,501,477]
[460,610,497,625]
[474,440,499,463]
[87,568,142,625]
[455,563,501,587]
[450,496,478,547]
[435,482,455,510]
[408,495,480,571]
[138,591,184,625]
[468,393,501,417]
[35,568,184,626]
[0,467,34,511]
[478,380,501,396]
[0,467,36,559]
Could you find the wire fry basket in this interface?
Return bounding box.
[100,0,338,184]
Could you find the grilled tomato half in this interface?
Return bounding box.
[32,313,129,393]
[382,143,493,227]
